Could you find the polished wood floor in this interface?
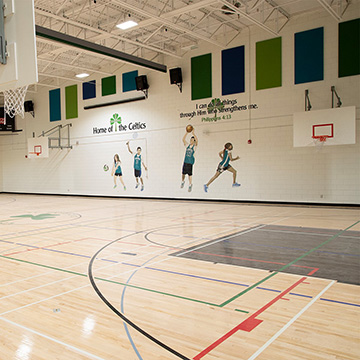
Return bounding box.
[0,194,359,360]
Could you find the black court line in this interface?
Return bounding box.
[88,229,191,360]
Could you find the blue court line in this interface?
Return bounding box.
[145,266,250,287]
[2,240,359,308]
[319,298,360,307]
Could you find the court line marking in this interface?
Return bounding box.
[227,240,360,257]
[193,277,308,360]
[1,220,358,311]
[1,207,356,357]
[258,228,360,238]
[89,209,306,360]
[219,220,360,307]
[0,223,244,315]
[247,280,336,360]
[189,250,319,275]
[0,316,106,360]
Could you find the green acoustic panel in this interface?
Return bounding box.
[191,54,212,100]
[339,18,360,78]
[256,37,282,90]
[65,85,78,119]
[102,75,116,96]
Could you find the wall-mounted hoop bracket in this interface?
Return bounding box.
[305,89,312,111]
[0,0,7,64]
[39,123,72,150]
[331,86,342,108]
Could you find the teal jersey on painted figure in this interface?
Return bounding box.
[219,149,231,167]
[114,161,122,174]
[134,154,141,170]
[184,145,195,165]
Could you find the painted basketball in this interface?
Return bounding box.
[186,124,193,133]
[103,164,109,172]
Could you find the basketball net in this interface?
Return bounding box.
[4,85,28,118]
[312,136,327,152]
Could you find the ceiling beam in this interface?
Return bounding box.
[316,0,342,21]
[36,26,167,72]
[35,8,180,59]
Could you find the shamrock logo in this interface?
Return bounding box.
[110,113,121,131]
[207,98,224,114]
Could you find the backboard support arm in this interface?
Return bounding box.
[0,0,7,64]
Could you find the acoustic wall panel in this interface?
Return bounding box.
[49,88,61,122]
[83,80,96,100]
[65,85,78,119]
[191,54,212,100]
[339,18,360,77]
[222,46,245,95]
[102,75,116,96]
[122,70,138,92]
[256,37,282,90]
[295,27,324,84]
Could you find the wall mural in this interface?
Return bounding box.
[204,142,241,193]
[181,125,198,193]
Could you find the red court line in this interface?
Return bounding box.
[193,251,319,275]
[4,239,86,256]
[4,237,168,257]
[193,277,307,360]
[81,237,170,248]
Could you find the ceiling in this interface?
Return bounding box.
[29,0,354,89]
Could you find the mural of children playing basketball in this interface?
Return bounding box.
[126,141,147,191]
[204,142,241,192]
[111,154,126,190]
[181,127,198,192]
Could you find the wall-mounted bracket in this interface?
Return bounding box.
[39,123,72,149]
[305,89,312,111]
[0,0,7,64]
[331,86,342,108]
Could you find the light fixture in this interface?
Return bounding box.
[76,73,90,79]
[116,20,138,30]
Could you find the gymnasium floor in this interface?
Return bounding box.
[0,193,359,359]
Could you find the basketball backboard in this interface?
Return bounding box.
[28,137,49,158]
[0,0,38,91]
[293,106,356,147]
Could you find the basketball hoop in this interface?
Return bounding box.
[3,85,28,118]
[312,135,328,151]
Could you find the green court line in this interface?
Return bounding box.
[0,254,219,307]
[95,277,219,307]
[1,220,358,310]
[219,220,360,307]
[235,309,249,313]
[0,254,87,277]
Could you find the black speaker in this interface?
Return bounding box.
[24,100,34,113]
[170,67,182,84]
[135,75,149,91]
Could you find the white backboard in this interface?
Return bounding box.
[0,0,38,91]
[28,137,49,158]
[293,106,356,147]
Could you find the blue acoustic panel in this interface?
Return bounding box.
[222,46,245,95]
[49,88,61,122]
[83,80,96,100]
[122,70,138,92]
[295,27,324,84]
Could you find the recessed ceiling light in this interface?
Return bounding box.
[116,20,138,30]
[76,73,90,78]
